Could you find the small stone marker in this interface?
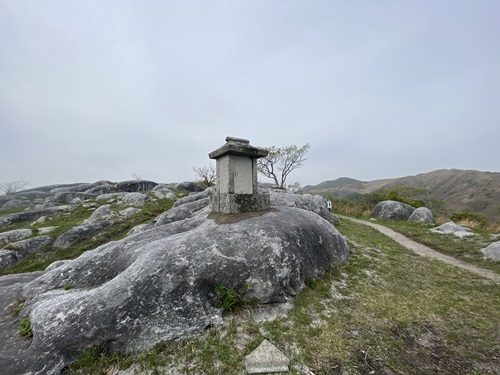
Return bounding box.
[209,136,270,214]
[245,339,290,374]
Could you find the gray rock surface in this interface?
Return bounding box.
[10,200,348,375]
[0,229,33,246]
[84,184,116,195]
[0,250,18,269]
[119,207,139,216]
[372,200,415,221]
[0,236,53,269]
[245,339,289,374]
[53,221,113,249]
[50,183,94,194]
[0,271,46,374]
[121,192,149,206]
[2,199,31,209]
[0,206,71,228]
[481,241,500,261]
[89,205,116,221]
[408,207,435,223]
[52,192,97,204]
[267,189,332,222]
[430,222,475,238]
[164,181,205,193]
[116,180,158,192]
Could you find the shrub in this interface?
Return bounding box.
[450,212,487,228]
[214,283,240,310]
[19,317,33,338]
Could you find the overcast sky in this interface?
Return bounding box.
[1,1,499,189]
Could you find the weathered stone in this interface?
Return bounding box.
[481,241,500,261]
[50,183,94,194]
[53,221,113,249]
[15,204,348,375]
[121,192,149,206]
[430,222,475,238]
[2,199,31,209]
[408,207,435,223]
[209,137,269,214]
[119,207,139,216]
[245,339,290,373]
[0,229,32,246]
[268,190,332,222]
[52,192,97,204]
[0,250,17,269]
[173,181,205,193]
[172,188,213,208]
[116,180,158,192]
[372,200,415,221]
[153,197,210,227]
[84,184,116,195]
[45,260,71,272]
[89,205,115,221]
[0,236,53,269]
[38,227,57,234]
[0,206,72,228]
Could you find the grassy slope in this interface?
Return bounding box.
[63,219,500,375]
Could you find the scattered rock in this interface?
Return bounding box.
[0,229,32,246]
[0,236,53,269]
[430,222,475,238]
[116,180,158,192]
[84,184,116,195]
[52,192,96,204]
[53,221,113,249]
[245,339,290,374]
[408,207,435,224]
[89,205,116,221]
[0,250,18,269]
[2,199,31,209]
[31,216,47,225]
[38,227,58,235]
[70,198,83,205]
[267,189,332,222]
[172,188,213,208]
[372,200,415,221]
[121,193,149,206]
[119,207,139,216]
[0,206,72,228]
[50,184,94,194]
[481,241,500,261]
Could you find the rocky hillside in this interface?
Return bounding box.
[303,169,500,221]
[0,179,349,374]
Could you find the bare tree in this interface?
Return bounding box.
[193,164,216,187]
[0,180,29,195]
[257,144,310,188]
[131,172,143,180]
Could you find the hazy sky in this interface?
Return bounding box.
[1,1,499,189]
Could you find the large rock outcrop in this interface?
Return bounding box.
[408,207,435,223]
[372,200,415,221]
[7,192,349,375]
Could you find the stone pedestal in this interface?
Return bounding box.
[209,137,270,214]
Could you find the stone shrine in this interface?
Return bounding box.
[209,136,270,214]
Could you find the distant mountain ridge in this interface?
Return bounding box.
[303,169,500,221]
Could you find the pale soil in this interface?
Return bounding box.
[336,215,500,284]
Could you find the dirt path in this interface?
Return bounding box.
[336,215,500,284]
